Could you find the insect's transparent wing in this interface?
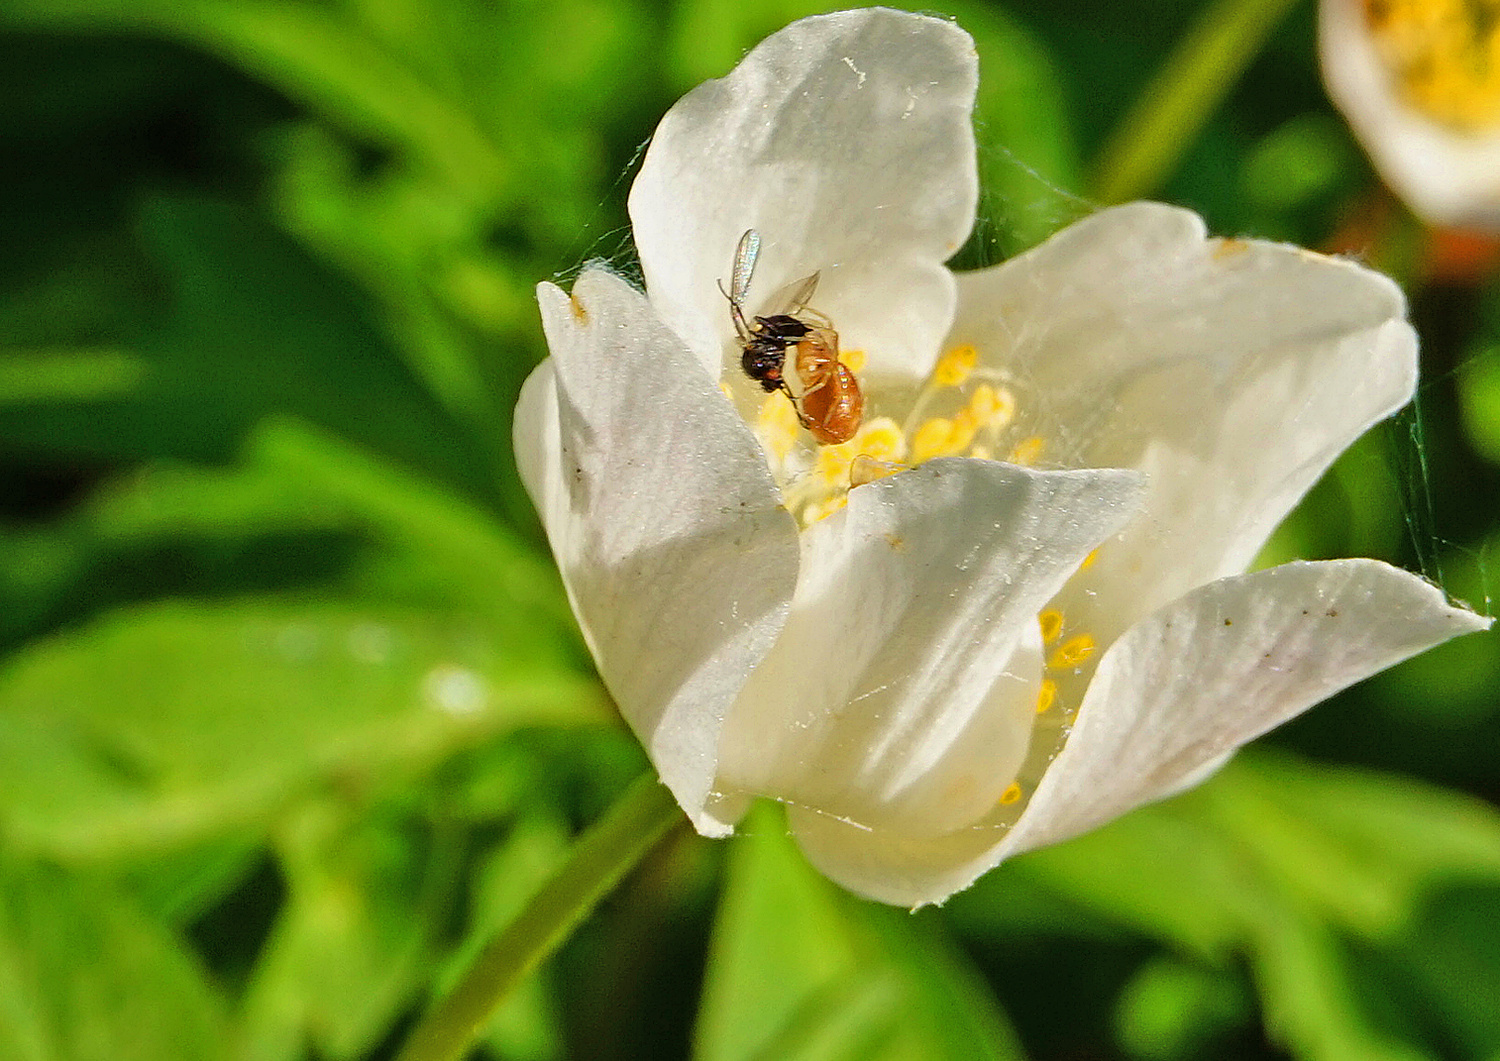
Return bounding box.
[730,230,761,304]
[782,272,820,316]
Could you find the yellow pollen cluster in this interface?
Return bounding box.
[751,342,1046,528]
[816,416,906,481]
[1049,634,1097,670]
[1035,678,1057,714]
[932,343,978,386]
[757,390,801,462]
[1365,0,1500,131]
[1008,435,1046,466]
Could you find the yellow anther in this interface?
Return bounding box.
[1365,0,1500,131]
[757,393,800,462]
[853,417,907,461]
[1008,435,1046,466]
[999,782,1023,806]
[933,344,979,387]
[840,348,868,373]
[912,418,957,462]
[963,383,1015,431]
[1081,547,1100,570]
[816,440,858,483]
[816,417,906,484]
[1038,610,1064,644]
[1035,679,1057,714]
[1049,634,1096,670]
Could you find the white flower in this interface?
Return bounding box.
[1321,0,1500,229]
[516,8,1488,906]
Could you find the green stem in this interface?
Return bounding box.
[396,773,684,1061]
[1090,0,1304,204]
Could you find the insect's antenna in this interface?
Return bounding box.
[718,277,751,341]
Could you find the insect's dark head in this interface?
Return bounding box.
[741,343,786,391]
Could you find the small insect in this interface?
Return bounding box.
[723,229,864,445]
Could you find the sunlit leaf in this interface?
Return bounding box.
[1018,751,1500,1061]
[0,598,608,863]
[695,804,1025,1061]
[0,852,229,1061]
[1112,957,1251,1061]
[236,801,447,1061]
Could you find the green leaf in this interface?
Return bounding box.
[1388,885,1500,1061]
[1112,957,1251,1061]
[1210,754,1500,939]
[0,852,229,1061]
[237,800,456,1061]
[458,813,572,1061]
[0,195,492,496]
[246,417,570,630]
[1090,0,1301,203]
[1017,751,1500,1061]
[695,803,1025,1061]
[0,349,147,403]
[0,598,608,863]
[1458,342,1500,467]
[948,0,1088,259]
[1,0,506,197]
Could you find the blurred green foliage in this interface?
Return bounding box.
[0,0,1498,1059]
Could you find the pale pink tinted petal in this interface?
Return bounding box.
[516,268,800,833]
[630,9,978,385]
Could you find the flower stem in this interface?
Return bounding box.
[1090,0,1303,204]
[395,772,683,1061]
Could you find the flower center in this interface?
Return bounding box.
[1364,0,1500,132]
[745,343,1108,826]
[752,343,1048,528]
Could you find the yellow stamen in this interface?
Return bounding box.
[757,392,800,462]
[1049,634,1096,670]
[1365,0,1500,131]
[1008,435,1046,466]
[1035,679,1057,714]
[999,782,1023,806]
[1038,609,1064,644]
[962,383,1015,432]
[932,344,979,387]
[840,348,868,373]
[816,417,906,483]
[1081,547,1101,570]
[912,418,956,462]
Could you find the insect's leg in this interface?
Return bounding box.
[778,381,814,430]
[798,307,834,330]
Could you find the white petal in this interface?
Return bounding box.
[515,269,801,833]
[629,9,978,385]
[1320,0,1500,229]
[951,202,1417,636]
[711,458,1144,899]
[1003,558,1491,858]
